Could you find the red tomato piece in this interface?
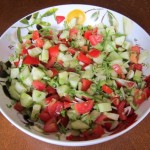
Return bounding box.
[145,75,150,87]
[35,38,44,48]
[32,30,40,40]
[77,52,92,65]
[45,94,60,104]
[21,49,28,55]
[117,100,127,120]
[46,86,56,94]
[14,61,19,67]
[84,31,92,40]
[134,89,146,106]
[23,55,40,65]
[102,85,113,94]
[143,87,150,98]
[131,46,140,54]
[45,56,56,68]
[74,100,94,114]
[14,102,24,112]
[39,110,50,122]
[32,80,46,91]
[48,101,63,117]
[88,49,101,58]
[44,118,58,133]
[69,27,78,38]
[112,64,123,75]
[81,46,88,52]
[57,116,69,127]
[68,47,76,55]
[91,124,105,138]
[111,97,120,106]
[89,34,103,46]
[48,45,59,58]
[134,64,142,71]
[95,114,107,124]
[50,68,59,77]
[63,102,72,109]
[60,96,72,102]
[56,16,65,24]
[81,79,92,91]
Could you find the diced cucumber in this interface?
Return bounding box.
[84,64,93,71]
[15,81,27,93]
[81,114,91,125]
[108,51,121,61]
[59,44,68,51]
[71,120,89,130]
[93,53,105,64]
[94,43,103,50]
[106,26,115,35]
[110,59,123,66]
[81,70,94,79]
[67,109,80,121]
[20,92,33,108]
[104,41,116,52]
[62,54,73,62]
[31,67,45,80]
[58,71,69,85]
[98,103,112,112]
[43,40,52,49]
[32,90,47,103]
[19,66,30,81]
[138,51,149,64]
[69,60,79,68]
[39,49,49,63]
[10,68,19,79]
[122,41,131,50]
[69,72,80,89]
[104,112,119,120]
[87,83,97,95]
[23,75,33,87]
[118,47,125,52]
[127,70,134,79]
[28,47,42,57]
[31,104,41,121]
[110,70,118,77]
[90,110,100,121]
[76,38,86,47]
[115,36,125,46]
[8,85,20,100]
[59,30,69,39]
[56,85,70,97]
[120,51,129,60]
[133,70,142,82]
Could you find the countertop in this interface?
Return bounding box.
[0,0,150,150]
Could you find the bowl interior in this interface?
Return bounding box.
[0,4,150,146]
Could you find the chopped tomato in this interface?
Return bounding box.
[23,55,40,65]
[74,100,94,114]
[32,30,40,40]
[32,80,46,91]
[92,27,98,34]
[81,79,92,91]
[117,100,127,120]
[88,49,101,58]
[46,86,56,94]
[14,102,24,112]
[134,89,146,106]
[77,52,92,65]
[44,118,58,133]
[68,47,76,55]
[35,38,44,48]
[102,85,113,94]
[45,56,56,68]
[143,87,150,98]
[39,110,50,122]
[21,49,28,55]
[84,31,92,40]
[56,16,65,24]
[81,46,88,52]
[69,27,78,38]
[95,114,107,124]
[131,46,140,54]
[14,61,19,67]
[144,75,150,87]
[89,34,103,46]
[57,115,69,127]
[112,64,123,74]
[111,97,120,106]
[60,96,72,102]
[50,68,59,77]
[134,64,142,71]
[48,45,59,58]
[63,102,72,109]
[45,94,60,104]
[48,101,63,117]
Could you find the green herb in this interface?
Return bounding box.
[91,11,100,21]
[17,28,23,43]
[55,133,61,140]
[6,104,12,108]
[20,18,29,25]
[60,110,66,117]
[41,8,58,18]
[32,12,39,19]
[58,124,68,134]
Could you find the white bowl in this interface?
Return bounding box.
[0,4,150,146]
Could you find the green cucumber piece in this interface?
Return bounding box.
[58,71,69,85]
[23,75,33,87]
[31,104,41,121]
[108,51,121,61]
[81,70,94,79]
[90,110,101,121]
[120,51,129,60]
[28,47,42,57]
[10,68,19,79]
[43,41,52,49]
[15,81,27,94]
[8,85,20,100]
[115,36,125,46]
[67,109,80,121]
[93,53,105,64]
[97,103,112,112]
[39,49,49,63]
[133,70,142,82]
[31,67,45,80]
[59,44,68,51]
[20,92,33,108]
[19,66,30,81]
[71,120,89,130]
[69,72,80,89]
[32,90,47,103]
[57,85,70,97]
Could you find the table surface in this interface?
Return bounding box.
[0,0,150,150]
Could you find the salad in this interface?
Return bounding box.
[2,21,150,141]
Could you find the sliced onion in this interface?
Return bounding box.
[74,97,84,103]
[110,121,119,130]
[124,106,132,116]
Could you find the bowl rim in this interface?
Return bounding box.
[0,4,150,146]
